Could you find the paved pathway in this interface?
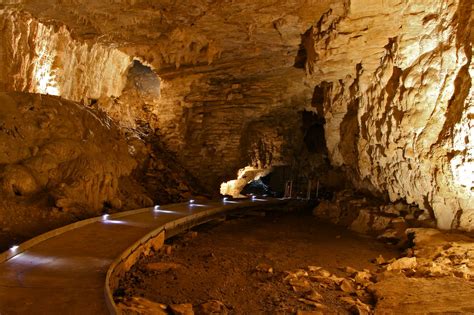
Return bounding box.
[0,198,285,314]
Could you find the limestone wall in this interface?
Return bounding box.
[0,9,131,102]
[305,0,473,230]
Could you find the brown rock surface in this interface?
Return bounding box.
[0,91,199,250]
[370,274,474,314]
[0,0,473,237]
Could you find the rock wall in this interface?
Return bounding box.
[305,0,474,230]
[0,9,132,102]
[0,92,138,216]
[1,0,472,231]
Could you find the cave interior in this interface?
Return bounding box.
[0,0,474,314]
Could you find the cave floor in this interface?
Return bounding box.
[118,210,406,314]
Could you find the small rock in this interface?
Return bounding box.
[377,229,401,244]
[340,279,356,293]
[354,271,372,287]
[307,266,322,272]
[162,245,173,255]
[197,300,228,315]
[344,266,358,275]
[306,290,323,302]
[290,278,312,293]
[386,257,417,271]
[313,269,331,278]
[309,276,336,286]
[375,255,386,265]
[284,269,308,282]
[298,298,326,309]
[118,297,167,315]
[256,263,273,273]
[170,303,194,315]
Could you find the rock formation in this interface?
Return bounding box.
[304,0,473,230]
[0,0,472,234]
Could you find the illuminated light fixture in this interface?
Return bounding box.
[153,205,160,211]
[251,195,256,201]
[223,197,228,202]
[10,245,19,251]
[102,214,110,220]
[153,209,179,214]
[103,220,128,225]
[189,199,195,204]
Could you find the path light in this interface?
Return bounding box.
[10,245,19,251]
[223,197,228,202]
[102,214,109,220]
[153,205,160,211]
[189,199,195,204]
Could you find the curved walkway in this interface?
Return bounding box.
[0,198,287,315]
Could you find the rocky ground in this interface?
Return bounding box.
[116,198,474,315]
[116,208,398,314]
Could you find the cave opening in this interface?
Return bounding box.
[126,60,162,98]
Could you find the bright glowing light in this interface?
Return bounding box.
[154,205,160,211]
[33,25,60,96]
[102,220,128,225]
[153,209,179,214]
[451,67,474,195]
[102,214,110,220]
[189,199,195,204]
[220,166,272,198]
[10,245,19,251]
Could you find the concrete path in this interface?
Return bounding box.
[0,198,285,315]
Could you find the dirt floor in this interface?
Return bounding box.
[117,208,401,314]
